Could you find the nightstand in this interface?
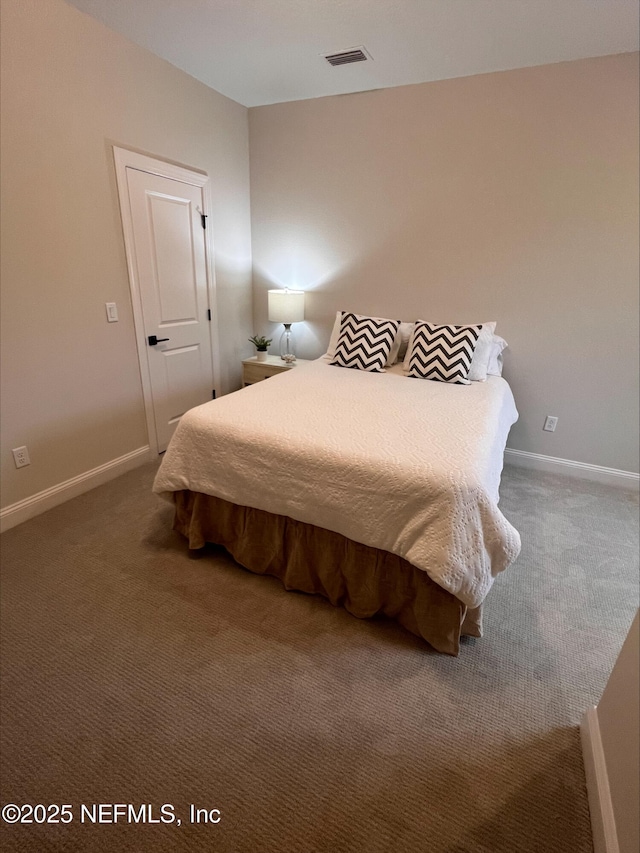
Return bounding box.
[242,355,310,386]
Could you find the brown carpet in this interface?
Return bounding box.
[0,461,638,853]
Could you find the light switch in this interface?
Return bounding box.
[105,302,118,322]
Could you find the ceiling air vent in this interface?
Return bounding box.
[324,47,370,67]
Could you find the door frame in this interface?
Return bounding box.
[113,146,220,455]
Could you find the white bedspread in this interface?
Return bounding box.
[153,359,521,608]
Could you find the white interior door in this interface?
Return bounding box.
[119,162,215,452]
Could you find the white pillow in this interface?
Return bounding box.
[467,321,497,382]
[324,311,412,366]
[395,322,415,362]
[487,335,508,376]
[323,310,342,360]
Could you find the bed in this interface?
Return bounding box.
[153,351,521,655]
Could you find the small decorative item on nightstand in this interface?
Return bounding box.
[248,335,272,362]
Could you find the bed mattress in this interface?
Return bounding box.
[153,359,521,608]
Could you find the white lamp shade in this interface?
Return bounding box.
[268,289,305,323]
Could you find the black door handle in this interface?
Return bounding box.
[148,335,170,346]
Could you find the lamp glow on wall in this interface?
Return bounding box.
[268,289,305,361]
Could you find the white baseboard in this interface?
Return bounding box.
[505,449,639,489]
[0,446,153,533]
[581,707,620,853]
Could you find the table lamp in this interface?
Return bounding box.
[268,289,305,361]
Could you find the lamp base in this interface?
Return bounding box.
[279,324,296,361]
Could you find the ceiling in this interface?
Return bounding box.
[65,0,639,107]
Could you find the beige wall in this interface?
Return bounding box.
[249,54,639,473]
[0,0,252,508]
[596,610,639,853]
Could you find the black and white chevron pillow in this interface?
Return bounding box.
[330,312,400,372]
[405,321,482,384]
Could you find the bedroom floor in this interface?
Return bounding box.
[0,462,638,853]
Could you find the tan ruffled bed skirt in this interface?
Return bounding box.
[172,490,483,655]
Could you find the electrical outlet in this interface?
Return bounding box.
[543,416,558,432]
[12,446,30,468]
